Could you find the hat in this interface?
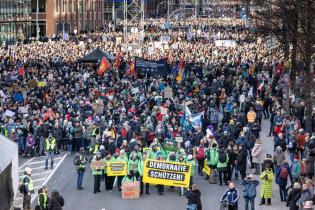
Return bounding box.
[187,155,193,160]
[99,145,105,150]
[294,155,299,160]
[247,174,254,179]
[304,201,313,208]
[25,167,32,174]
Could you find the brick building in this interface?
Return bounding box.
[31,0,105,37]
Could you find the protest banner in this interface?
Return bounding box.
[164,86,173,98]
[91,159,105,170]
[143,159,191,188]
[107,162,127,176]
[122,181,140,199]
[202,160,211,176]
[215,40,237,47]
[135,57,168,76]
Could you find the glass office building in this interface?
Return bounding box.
[0,0,32,44]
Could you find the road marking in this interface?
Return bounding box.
[27,157,63,166]
[19,157,35,170]
[32,177,46,183]
[30,153,67,205]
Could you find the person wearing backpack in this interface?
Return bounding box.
[217,148,229,186]
[242,174,259,210]
[196,140,206,176]
[276,160,292,202]
[206,143,219,184]
[20,167,34,210]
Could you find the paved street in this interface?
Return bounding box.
[33,119,286,210]
[14,153,67,208]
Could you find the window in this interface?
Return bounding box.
[55,0,59,13]
[73,1,76,12]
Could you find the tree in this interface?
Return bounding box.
[250,0,315,132]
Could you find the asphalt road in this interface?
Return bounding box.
[43,119,285,210]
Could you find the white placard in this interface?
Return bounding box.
[215,40,237,47]
[4,110,15,117]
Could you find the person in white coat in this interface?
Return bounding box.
[251,139,262,175]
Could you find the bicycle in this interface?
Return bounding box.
[220,200,228,210]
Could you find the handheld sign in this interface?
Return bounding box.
[107,162,127,176]
[143,159,191,188]
[122,181,140,199]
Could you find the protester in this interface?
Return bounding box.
[47,189,64,210]
[220,182,239,210]
[242,174,259,210]
[286,182,302,210]
[276,160,292,202]
[20,167,33,210]
[259,164,274,205]
[185,184,202,210]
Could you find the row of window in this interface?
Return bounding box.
[55,0,103,14]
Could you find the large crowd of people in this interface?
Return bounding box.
[2,17,315,210]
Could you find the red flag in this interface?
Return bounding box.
[130,60,136,76]
[169,52,174,63]
[18,65,25,78]
[178,58,184,71]
[97,57,110,76]
[115,49,121,69]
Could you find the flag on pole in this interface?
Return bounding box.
[178,58,184,71]
[258,82,264,92]
[18,65,25,78]
[176,69,185,84]
[97,57,110,76]
[130,60,136,76]
[115,49,121,69]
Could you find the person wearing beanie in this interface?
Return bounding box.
[47,189,64,210]
[259,164,274,205]
[276,160,292,202]
[292,156,302,183]
[286,182,302,210]
[20,167,34,210]
[274,146,285,172]
[91,151,103,193]
[206,142,219,184]
[186,154,196,188]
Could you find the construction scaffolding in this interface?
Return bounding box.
[123,0,144,45]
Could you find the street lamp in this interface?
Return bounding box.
[36,0,39,40]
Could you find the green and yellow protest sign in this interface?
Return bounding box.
[202,160,211,176]
[107,162,127,176]
[143,159,191,188]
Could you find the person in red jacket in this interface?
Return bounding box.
[296,129,306,158]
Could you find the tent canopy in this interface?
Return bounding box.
[80,48,115,63]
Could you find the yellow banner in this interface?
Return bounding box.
[143,159,191,188]
[107,162,127,176]
[202,160,211,176]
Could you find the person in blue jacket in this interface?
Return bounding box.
[276,160,292,202]
[242,174,259,210]
[220,182,240,210]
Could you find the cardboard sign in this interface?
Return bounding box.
[202,160,211,176]
[160,107,168,115]
[29,67,38,73]
[38,81,46,87]
[107,162,127,176]
[91,159,105,170]
[175,137,183,143]
[122,181,140,199]
[164,87,173,99]
[27,79,38,88]
[143,159,191,188]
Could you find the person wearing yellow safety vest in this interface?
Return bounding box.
[104,153,115,191]
[0,124,8,137]
[45,132,56,170]
[77,147,87,190]
[247,107,257,125]
[138,152,150,195]
[116,150,128,191]
[21,167,34,210]
[37,185,49,210]
[91,152,103,193]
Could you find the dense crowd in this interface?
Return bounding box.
[1,17,315,210]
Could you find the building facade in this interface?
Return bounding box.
[31,0,105,37]
[0,0,32,44]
